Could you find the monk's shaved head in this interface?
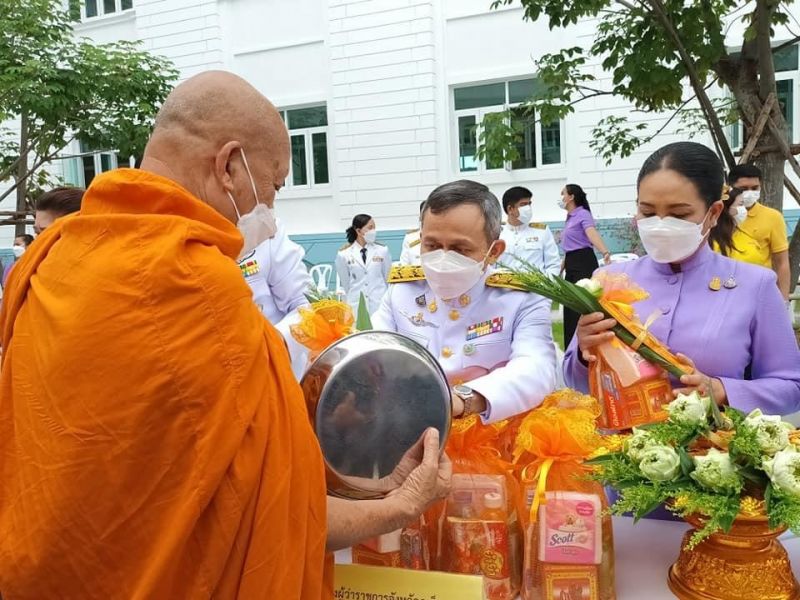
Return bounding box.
[142,71,290,225]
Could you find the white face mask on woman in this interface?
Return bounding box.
[421,245,494,300]
[363,229,377,244]
[733,205,748,225]
[637,213,711,264]
[12,245,25,258]
[227,148,277,258]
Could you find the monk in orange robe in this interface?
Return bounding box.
[0,72,450,599]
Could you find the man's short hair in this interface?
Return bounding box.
[36,187,85,217]
[422,180,502,243]
[16,234,34,246]
[501,186,533,214]
[727,164,762,185]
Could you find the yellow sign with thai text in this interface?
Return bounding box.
[334,564,484,599]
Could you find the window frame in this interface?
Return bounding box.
[78,0,134,21]
[60,141,120,188]
[452,78,565,174]
[280,105,331,191]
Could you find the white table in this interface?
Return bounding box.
[337,516,800,599]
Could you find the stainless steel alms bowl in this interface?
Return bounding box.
[300,330,451,500]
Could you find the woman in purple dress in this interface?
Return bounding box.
[564,141,800,416]
[559,184,612,348]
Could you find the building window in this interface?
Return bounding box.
[729,44,798,149]
[71,0,134,21]
[61,141,119,188]
[453,78,563,173]
[281,105,330,189]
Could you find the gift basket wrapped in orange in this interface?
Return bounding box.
[513,389,616,600]
[421,415,523,600]
[508,261,692,430]
[289,297,355,364]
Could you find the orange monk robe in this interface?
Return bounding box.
[0,169,332,599]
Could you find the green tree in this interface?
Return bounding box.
[485,0,800,291]
[0,0,177,234]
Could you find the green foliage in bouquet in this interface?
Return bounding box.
[505,257,687,378]
[589,392,800,548]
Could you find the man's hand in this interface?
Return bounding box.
[389,428,451,517]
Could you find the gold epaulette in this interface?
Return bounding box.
[409,239,421,248]
[486,272,528,292]
[339,243,351,251]
[529,222,547,230]
[406,228,419,234]
[387,265,426,283]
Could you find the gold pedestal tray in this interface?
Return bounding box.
[668,513,800,600]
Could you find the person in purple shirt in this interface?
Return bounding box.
[559,184,612,348]
[564,141,800,416]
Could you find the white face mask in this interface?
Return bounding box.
[363,229,377,244]
[517,205,533,224]
[733,205,748,225]
[557,198,568,210]
[12,245,25,258]
[421,245,493,300]
[637,213,710,264]
[741,190,759,208]
[227,148,277,257]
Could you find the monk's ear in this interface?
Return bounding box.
[214,141,242,194]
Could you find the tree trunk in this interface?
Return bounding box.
[15,113,29,238]
[753,150,786,211]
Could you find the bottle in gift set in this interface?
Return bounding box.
[444,477,516,600]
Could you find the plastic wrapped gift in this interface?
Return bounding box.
[589,272,691,431]
[513,390,616,600]
[426,415,524,600]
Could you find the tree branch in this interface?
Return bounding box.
[0,135,76,204]
[643,0,737,168]
[615,0,637,10]
[773,34,800,53]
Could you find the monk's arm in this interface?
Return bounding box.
[326,495,415,552]
[325,428,451,551]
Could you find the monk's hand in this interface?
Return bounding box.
[390,428,451,517]
[673,353,727,406]
[576,312,616,363]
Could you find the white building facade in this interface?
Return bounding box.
[6,0,799,262]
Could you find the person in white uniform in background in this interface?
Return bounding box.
[239,219,313,379]
[399,201,426,266]
[335,213,392,314]
[372,180,556,423]
[499,186,560,276]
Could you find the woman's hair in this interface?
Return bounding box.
[565,184,590,212]
[708,187,742,257]
[346,213,372,244]
[637,141,735,251]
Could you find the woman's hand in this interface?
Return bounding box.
[576,312,616,363]
[673,353,727,406]
[603,252,611,265]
